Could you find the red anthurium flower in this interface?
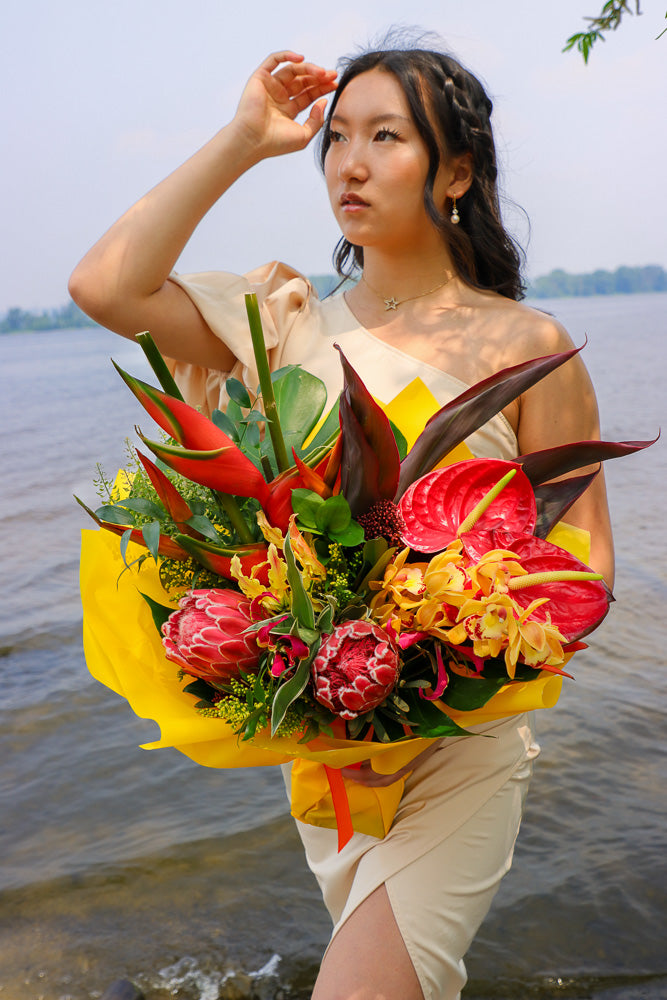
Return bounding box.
[462,528,612,641]
[399,459,536,553]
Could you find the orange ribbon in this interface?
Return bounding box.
[323,764,355,851]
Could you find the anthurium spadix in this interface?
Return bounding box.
[113,362,270,504]
[399,460,536,553]
[462,529,613,642]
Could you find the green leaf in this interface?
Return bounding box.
[226,378,252,409]
[226,398,244,423]
[271,364,301,382]
[299,400,341,458]
[139,591,175,633]
[119,496,166,520]
[185,513,222,542]
[271,655,314,736]
[95,504,136,525]
[315,495,351,534]
[291,488,325,527]
[439,671,507,711]
[119,528,133,566]
[283,532,315,629]
[273,366,328,459]
[388,419,408,461]
[141,520,161,562]
[239,409,267,425]
[211,408,238,440]
[330,521,365,547]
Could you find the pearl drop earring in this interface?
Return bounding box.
[450,196,460,225]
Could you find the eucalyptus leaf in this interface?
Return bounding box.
[141,520,161,562]
[119,496,166,520]
[95,504,137,525]
[225,378,252,409]
[185,514,221,542]
[211,408,238,440]
[239,410,267,425]
[119,528,133,566]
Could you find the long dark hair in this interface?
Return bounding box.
[319,45,525,300]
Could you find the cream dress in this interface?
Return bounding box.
[168,262,540,1000]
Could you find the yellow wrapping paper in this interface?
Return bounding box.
[80,375,592,840]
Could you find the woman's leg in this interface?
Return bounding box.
[311,755,533,1000]
[312,882,424,1000]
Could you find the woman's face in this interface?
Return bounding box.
[324,68,449,255]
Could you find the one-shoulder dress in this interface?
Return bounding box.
[167,261,540,1000]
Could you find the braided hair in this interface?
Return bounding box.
[319,46,525,300]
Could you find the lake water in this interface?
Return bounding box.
[1,292,666,1000]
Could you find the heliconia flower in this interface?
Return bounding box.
[113,364,270,503]
[311,620,400,720]
[162,588,260,682]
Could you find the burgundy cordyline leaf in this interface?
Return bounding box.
[532,469,600,539]
[517,437,658,486]
[462,528,613,641]
[400,459,536,553]
[395,345,583,499]
[335,344,400,516]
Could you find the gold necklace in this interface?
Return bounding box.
[361,270,454,311]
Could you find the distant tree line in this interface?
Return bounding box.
[2,265,666,331]
[527,264,667,299]
[0,300,97,334]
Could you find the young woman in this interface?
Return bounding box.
[70,44,614,1000]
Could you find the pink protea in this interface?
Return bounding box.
[162,588,260,682]
[311,620,400,720]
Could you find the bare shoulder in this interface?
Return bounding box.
[472,290,576,367]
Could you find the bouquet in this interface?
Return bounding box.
[79,294,650,846]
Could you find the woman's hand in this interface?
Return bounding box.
[339,742,442,788]
[231,51,337,158]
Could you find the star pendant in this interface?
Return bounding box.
[383,297,399,310]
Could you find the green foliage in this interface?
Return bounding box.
[563,1,666,62]
[528,265,667,298]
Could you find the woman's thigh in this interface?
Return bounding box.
[312,756,532,1000]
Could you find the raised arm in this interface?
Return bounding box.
[68,52,337,369]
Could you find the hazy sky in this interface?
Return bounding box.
[2,0,665,312]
